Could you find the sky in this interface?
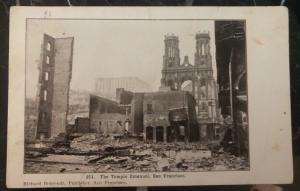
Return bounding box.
[26,19,217,98]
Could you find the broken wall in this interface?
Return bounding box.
[142,91,198,142]
[89,95,127,134]
[36,34,74,139]
[75,117,90,133]
[90,113,127,134]
[130,93,144,135]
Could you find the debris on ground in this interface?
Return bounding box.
[25,133,250,173]
[25,151,47,158]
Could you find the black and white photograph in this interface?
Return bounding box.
[24,18,249,174]
[6,7,293,188]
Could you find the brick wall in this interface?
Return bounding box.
[36,34,73,139]
[89,95,127,134]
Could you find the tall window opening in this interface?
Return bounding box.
[147,103,153,114]
[43,90,47,101]
[46,42,51,51]
[45,72,49,81]
[46,56,50,64]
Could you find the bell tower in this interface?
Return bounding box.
[194,32,212,68]
[193,32,216,117]
[159,32,220,141]
[163,35,180,69]
[160,35,181,91]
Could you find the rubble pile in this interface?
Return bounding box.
[70,134,103,152]
[25,151,48,158]
[25,133,249,173]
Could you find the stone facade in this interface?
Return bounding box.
[130,91,198,142]
[36,34,74,139]
[160,33,220,141]
[88,89,199,142]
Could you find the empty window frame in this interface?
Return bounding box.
[46,42,51,51]
[45,72,49,81]
[46,56,50,64]
[147,103,153,114]
[43,90,47,101]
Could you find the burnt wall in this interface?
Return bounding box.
[130,93,144,134]
[75,117,90,133]
[215,21,246,118]
[89,95,126,133]
[51,36,74,138]
[36,34,55,138]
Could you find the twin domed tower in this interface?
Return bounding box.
[160,32,219,130]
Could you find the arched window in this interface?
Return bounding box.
[43,90,47,101]
[46,42,51,51]
[46,56,50,64]
[45,72,49,81]
[201,43,205,55]
[181,80,193,93]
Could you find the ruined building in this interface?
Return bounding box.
[215,21,248,156]
[116,89,199,142]
[135,91,198,142]
[88,88,198,142]
[36,34,74,139]
[89,94,129,135]
[68,90,90,124]
[89,88,135,135]
[160,33,220,141]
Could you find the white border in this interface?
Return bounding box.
[7,7,292,188]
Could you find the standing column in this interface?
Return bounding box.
[192,80,195,97]
[194,80,199,115]
[163,126,167,142]
[143,126,147,141]
[198,124,201,142]
[153,127,157,143]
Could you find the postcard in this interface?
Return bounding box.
[6,6,292,188]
